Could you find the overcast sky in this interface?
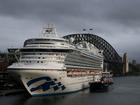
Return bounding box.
[0,0,140,63]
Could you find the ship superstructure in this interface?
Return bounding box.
[8,25,104,96]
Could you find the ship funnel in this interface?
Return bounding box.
[42,24,57,37]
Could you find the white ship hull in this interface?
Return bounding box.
[10,69,94,96]
[8,26,104,96]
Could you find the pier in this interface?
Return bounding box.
[0,89,25,96]
[0,72,24,96]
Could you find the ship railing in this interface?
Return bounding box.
[25,44,71,49]
[66,70,102,77]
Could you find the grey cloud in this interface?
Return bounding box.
[0,0,140,62]
[1,0,140,24]
[0,0,85,19]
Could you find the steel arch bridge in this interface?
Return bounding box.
[63,33,123,74]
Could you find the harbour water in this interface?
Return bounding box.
[1,76,140,105]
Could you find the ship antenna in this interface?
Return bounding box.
[42,24,57,37]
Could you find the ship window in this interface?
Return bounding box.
[37,61,39,63]
[21,49,72,52]
[41,61,43,63]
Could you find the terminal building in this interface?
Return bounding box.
[63,33,123,75]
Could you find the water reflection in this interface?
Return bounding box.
[24,96,66,105]
[23,90,90,105]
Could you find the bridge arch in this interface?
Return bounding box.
[63,33,123,74]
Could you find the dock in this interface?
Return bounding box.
[0,72,25,96]
[0,89,25,96]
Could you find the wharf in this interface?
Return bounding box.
[0,89,25,96]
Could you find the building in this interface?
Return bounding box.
[0,53,9,72]
[122,53,129,74]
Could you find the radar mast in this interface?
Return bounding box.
[42,24,57,37]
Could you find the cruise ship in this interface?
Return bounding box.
[8,25,104,96]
